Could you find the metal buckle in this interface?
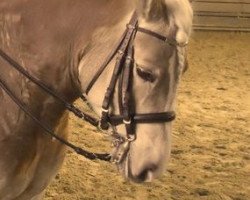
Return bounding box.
[127,134,136,142]
[102,108,109,113]
[123,119,131,125]
[111,141,130,164]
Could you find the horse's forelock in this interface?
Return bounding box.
[163,0,193,77]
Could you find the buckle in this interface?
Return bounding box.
[123,119,131,125]
[102,108,109,113]
[127,134,136,142]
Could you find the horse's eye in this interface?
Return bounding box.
[136,66,156,82]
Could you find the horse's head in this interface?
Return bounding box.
[79,0,192,182]
[114,0,192,182]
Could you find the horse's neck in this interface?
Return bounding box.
[0,0,134,136]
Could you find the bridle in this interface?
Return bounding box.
[0,12,187,163]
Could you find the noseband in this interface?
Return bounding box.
[0,12,186,163]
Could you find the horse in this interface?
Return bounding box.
[0,0,193,199]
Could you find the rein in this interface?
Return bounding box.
[0,12,183,163]
[0,49,111,161]
[0,79,111,161]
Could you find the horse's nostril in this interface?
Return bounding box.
[135,165,157,182]
[137,169,148,182]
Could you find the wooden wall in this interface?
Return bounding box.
[192,0,250,31]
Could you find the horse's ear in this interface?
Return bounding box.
[136,0,167,20]
[136,0,151,19]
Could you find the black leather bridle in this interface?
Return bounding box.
[0,12,187,163]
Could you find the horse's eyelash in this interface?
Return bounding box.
[136,66,156,83]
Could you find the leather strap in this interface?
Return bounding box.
[137,27,188,47]
[0,48,100,127]
[0,79,111,161]
[108,112,176,126]
[137,27,167,41]
[85,12,138,94]
[99,12,138,130]
[85,29,126,95]
[120,33,136,141]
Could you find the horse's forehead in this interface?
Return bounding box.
[134,40,175,70]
